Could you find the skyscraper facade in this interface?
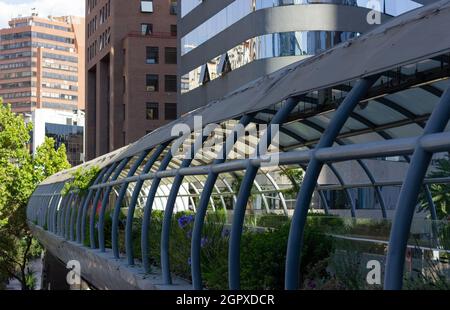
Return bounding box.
[0,15,85,113]
[85,0,178,160]
[0,15,86,166]
[178,1,427,115]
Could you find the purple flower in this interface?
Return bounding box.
[201,237,209,248]
[178,215,194,229]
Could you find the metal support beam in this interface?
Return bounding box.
[141,149,174,273]
[89,163,119,249]
[161,127,214,285]
[98,158,131,252]
[191,115,253,289]
[126,144,168,266]
[384,85,450,290]
[285,76,378,290]
[111,150,151,259]
[229,97,300,290]
[79,168,108,244]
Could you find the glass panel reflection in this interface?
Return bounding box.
[181,0,421,55]
[181,31,357,94]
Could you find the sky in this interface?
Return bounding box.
[0,0,85,29]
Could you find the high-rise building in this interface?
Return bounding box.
[0,15,86,166]
[85,0,178,160]
[178,1,427,115]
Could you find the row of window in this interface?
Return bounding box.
[42,92,77,101]
[0,91,36,99]
[0,71,36,80]
[87,27,111,61]
[0,81,34,90]
[99,27,111,51]
[7,101,36,109]
[0,61,35,71]
[43,52,78,63]
[146,46,177,64]
[87,0,99,14]
[145,74,177,92]
[141,23,177,36]
[146,102,177,120]
[32,21,72,32]
[181,31,357,93]
[140,0,178,15]
[99,0,112,25]
[0,41,72,52]
[42,101,77,111]
[42,82,78,92]
[181,0,381,55]
[42,71,78,82]
[87,15,98,38]
[12,20,71,32]
[43,61,78,72]
[0,50,35,61]
[0,31,74,44]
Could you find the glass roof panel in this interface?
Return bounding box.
[283,122,321,141]
[279,131,299,147]
[341,132,384,145]
[386,88,440,115]
[353,100,407,125]
[432,78,450,91]
[384,124,423,139]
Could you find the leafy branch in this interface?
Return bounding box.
[61,166,101,197]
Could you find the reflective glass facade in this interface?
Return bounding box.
[45,123,84,166]
[182,30,357,93]
[181,0,421,55]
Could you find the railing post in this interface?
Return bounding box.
[285,76,378,290]
[125,143,168,266]
[384,85,450,290]
[98,158,131,252]
[90,163,119,249]
[229,98,300,290]
[191,115,253,289]
[111,150,151,258]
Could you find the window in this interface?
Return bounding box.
[170,0,177,15]
[146,102,159,120]
[141,0,153,13]
[146,74,158,92]
[146,47,159,64]
[165,75,177,92]
[165,103,177,120]
[141,23,153,36]
[165,47,177,64]
[170,24,177,37]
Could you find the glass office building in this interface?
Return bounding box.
[178,0,425,115]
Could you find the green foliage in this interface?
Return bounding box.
[33,137,71,185]
[256,214,289,229]
[280,167,304,197]
[62,166,100,197]
[0,101,71,289]
[419,156,450,220]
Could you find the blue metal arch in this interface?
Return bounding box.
[229,97,300,289]
[285,76,379,289]
[384,85,450,289]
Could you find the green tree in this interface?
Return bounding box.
[0,101,71,290]
[419,156,450,220]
